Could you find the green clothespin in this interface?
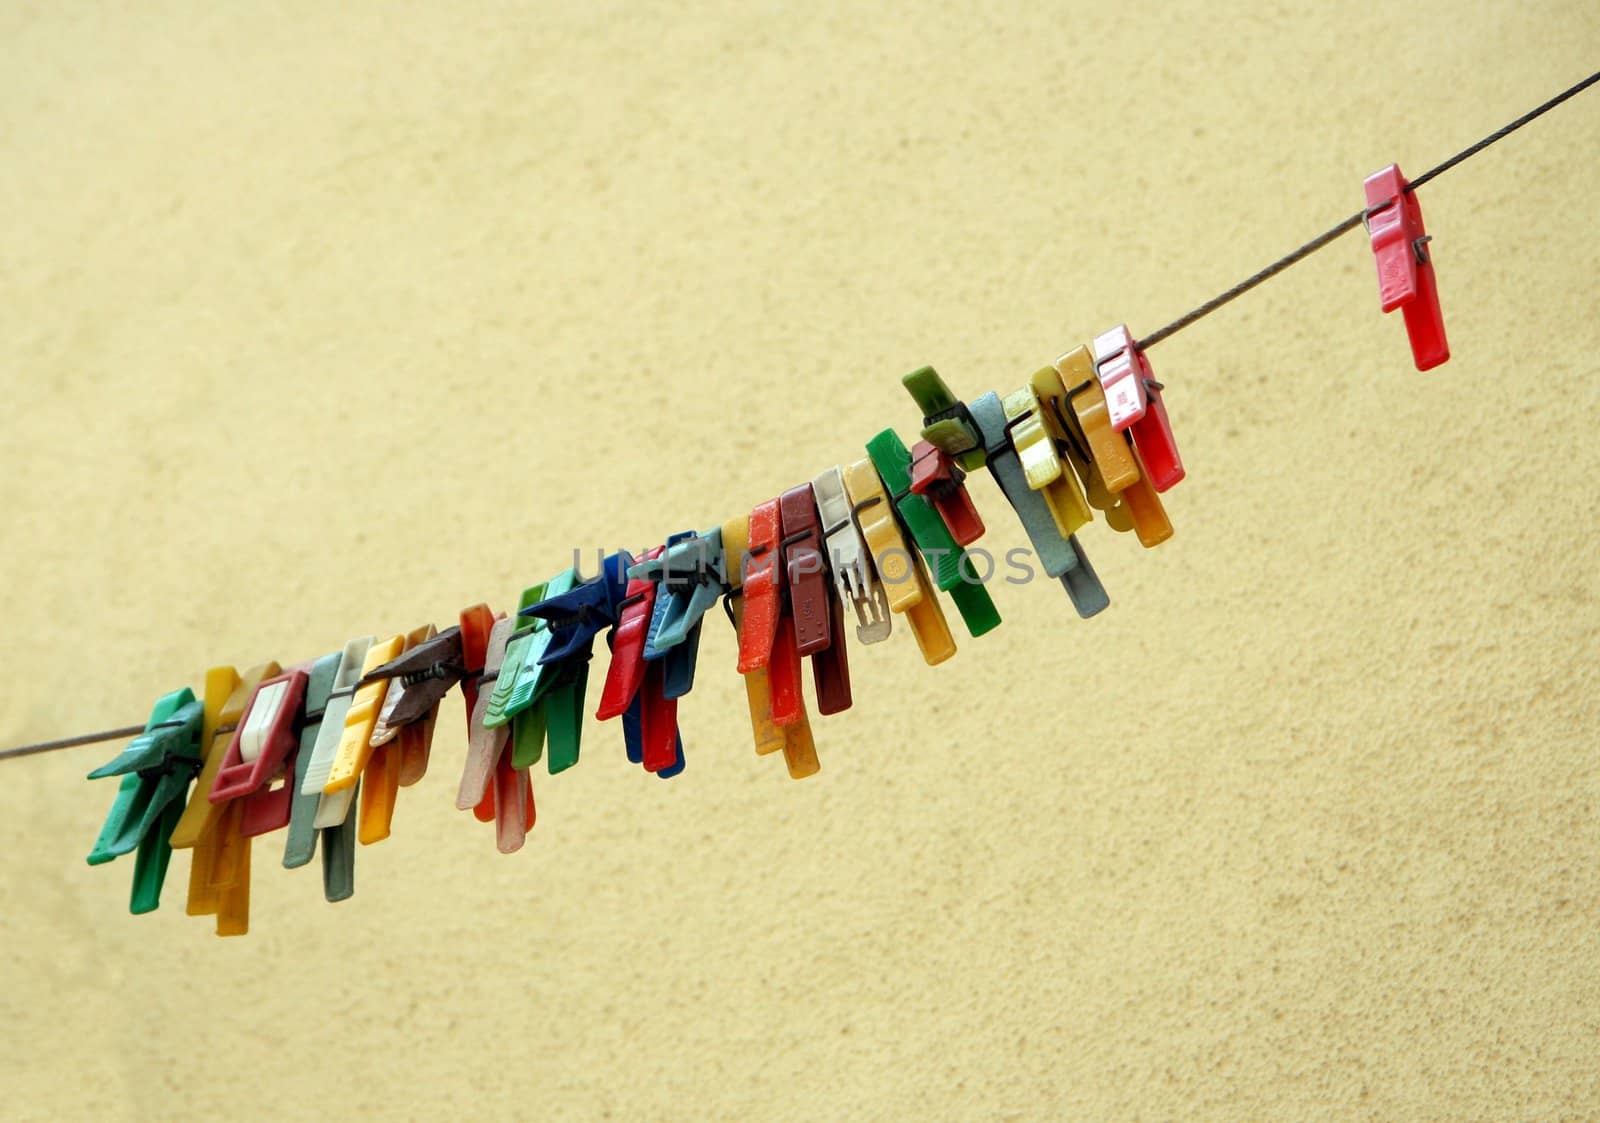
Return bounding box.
[542,659,588,775]
[866,428,1001,638]
[902,366,986,472]
[86,687,205,914]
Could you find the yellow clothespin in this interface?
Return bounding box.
[323,634,405,845]
[1001,380,1092,539]
[722,513,818,779]
[1054,346,1171,546]
[358,623,437,844]
[840,458,955,666]
[168,661,279,936]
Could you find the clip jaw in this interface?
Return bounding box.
[1363,164,1449,371]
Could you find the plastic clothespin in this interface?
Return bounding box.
[1000,380,1093,540]
[970,391,1110,618]
[300,638,374,835]
[865,429,1001,638]
[1047,346,1174,549]
[524,554,634,775]
[734,500,806,728]
[353,624,437,844]
[1092,325,1184,493]
[634,530,723,701]
[365,622,464,747]
[459,614,536,852]
[323,635,404,798]
[908,439,986,547]
[487,570,579,733]
[281,651,358,903]
[902,366,986,471]
[721,514,819,778]
[86,687,205,914]
[596,546,682,775]
[811,465,891,645]
[840,458,956,665]
[1363,164,1449,371]
[208,667,311,839]
[780,484,852,716]
[169,662,279,936]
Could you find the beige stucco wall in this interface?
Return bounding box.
[2,3,1597,1119]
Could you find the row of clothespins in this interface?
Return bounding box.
[84,163,1450,935]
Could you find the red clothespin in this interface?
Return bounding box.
[1091,325,1185,492]
[908,439,985,546]
[595,546,681,773]
[208,667,311,838]
[779,484,851,716]
[1363,164,1449,371]
[735,498,805,726]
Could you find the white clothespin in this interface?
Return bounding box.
[298,636,374,829]
[811,465,892,644]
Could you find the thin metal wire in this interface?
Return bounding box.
[0,725,148,762]
[3,69,1598,765]
[1136,68,1600,351]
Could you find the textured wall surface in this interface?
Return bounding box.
[2,3,1597,1119]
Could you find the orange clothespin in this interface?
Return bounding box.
[721,514,819,779]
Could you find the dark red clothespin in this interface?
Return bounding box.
[1091,325,1185,493]
[779,484,851,716]
[208,667,311,838]
[1364,164,1449,371]
[596,546,680,774]
[908,439,985,546]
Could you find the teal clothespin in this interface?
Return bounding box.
[281,651,363,902]
[86,687,205,914]
[865,428,1001,637]
[633,529,724,700]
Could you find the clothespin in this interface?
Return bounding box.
[840,458,956,665]
[364,621,464,761]
[902,365,986,471]
[322,635,404,817]
[458,614,536,852]
[351,624,438,844]
[300,638,374,833]
[281,651,358,903]
[721,514,819,778]
[969,392,1110,618]
[524,554,634,775]
[1038,351,1174,550]
[1092,325,1184,492]
[780,484,852,715]
[168,661,280,937]
[811,465,891,645]
[908,440,986,547]
[86,687,204,914]
[733,500,807,728]
[208,666,311,838]
[865,429,1001,638]
[634,530,723,701]
[487,570,580,736]
[1363,164,1449,371]
[999,382,1093,541]
[596,546,683,775]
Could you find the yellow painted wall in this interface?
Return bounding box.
[2,3,1597,1118]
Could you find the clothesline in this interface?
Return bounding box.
[3,66,1596,766]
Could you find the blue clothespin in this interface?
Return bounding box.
[526,551,636,666]
[86,687,205,914]
[631,530,725,701]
